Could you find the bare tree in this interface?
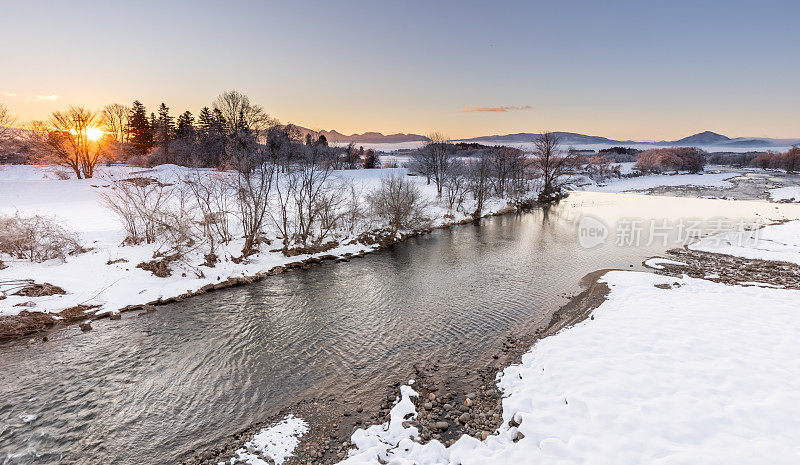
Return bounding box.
[531,132,577,202]
[443,160,469,213]
[0,104,15,142]
[367,175,430,235]
[184,170,234,259]
[100,177,175,244]
[213,90,278,136]
[101,103,130,142]
[27,106,104,179]
[230,142,276,257]
[410,132,453,195]
[466,151,492,217]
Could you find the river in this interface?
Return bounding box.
[2,191,776,464]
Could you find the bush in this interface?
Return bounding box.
[366,175,430,234]
[0,214,83,262]
[635,147,706,173]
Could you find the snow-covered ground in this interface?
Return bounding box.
[691,220,800,266]
[225,415,308,465]
[0,164,507,317]
[334,270,800,464]
[770,186,800,202]
[581,171,738,193]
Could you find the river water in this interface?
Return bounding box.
[1,192,772,464]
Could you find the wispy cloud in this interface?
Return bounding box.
[36,95,59,101]
[458,105,532,113]
[2,92,18,98]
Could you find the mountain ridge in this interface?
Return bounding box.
[283,125,800,147]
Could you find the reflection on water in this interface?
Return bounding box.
[2,192,787,465]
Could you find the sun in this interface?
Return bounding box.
[86,126,104,141]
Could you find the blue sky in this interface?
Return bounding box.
[2,0,799,139]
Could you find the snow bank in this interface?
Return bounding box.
[337,271,800,464]
[339,384,423,464]
[225,415,308,465]
[0,164,508,317]
[643,257,688,269]
[690,220,800,265]
[585,171,737,193]
[770,186,800,202]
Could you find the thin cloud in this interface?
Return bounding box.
[36,95,59,101]
[2,92,18,98]
[458,105,532,113]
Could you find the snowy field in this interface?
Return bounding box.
[580,171,738,193]
[770,186,800,202]
[691,220,800,266]
[0,164,507,317]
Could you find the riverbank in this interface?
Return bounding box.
[207,213,800,464]
[196,269,612,465]
[0,164,514,340]
[325,222,800,464]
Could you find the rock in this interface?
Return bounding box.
[480,431,491,440]
[356,405,363,413]
[514,431,525,442]
[434,421,449,431]
[466,392,476,399]
[143,304,157,312]
[428,393,436,401]
[423,402,433,410]
[464,397,473,407]
[79,321,92,332]
[458,413,470,424]
[109,312,121,320]
[443,403,453,410]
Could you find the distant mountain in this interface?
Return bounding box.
[461,130,800,149]
[285,125,428,144]
[460,131,636,145]
[284,125,800,149]
[667,131,730,146]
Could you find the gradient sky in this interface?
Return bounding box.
[2,0,799,140]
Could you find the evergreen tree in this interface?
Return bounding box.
[176,111,195,140]
[197,107,214,138]
[212,108,227,137]
[127,100,153,154]
[156,103,175,148]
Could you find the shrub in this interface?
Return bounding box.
[366,175,430,234]
[0,214,83,262]
[635,147,706,173]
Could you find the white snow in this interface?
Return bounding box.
[336,271,800,465]
[769,186,800,202]
[225,415,308,465]
[690,220,800,265]
[643,257,688,270]
[584,171,737,193]
[0,164,508,317]
[339,384,422,464]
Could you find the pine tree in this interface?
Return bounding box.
[212,108,227,137]
[176,111,195,140]
[127,100,153,154]
[197,107,214,138]
[156,103,174,148]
